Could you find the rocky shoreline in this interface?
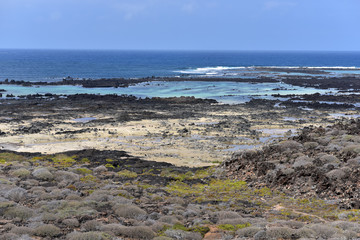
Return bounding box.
[0,89,360,239]
[2,73,359,91]
[0,76,278,89]
[1,120,360,239]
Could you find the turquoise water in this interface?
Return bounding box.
[1,50,359,103]
[1,81,331,104]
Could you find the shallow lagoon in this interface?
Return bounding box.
[1,81,332,104]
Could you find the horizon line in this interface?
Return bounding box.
[1,48,360,53]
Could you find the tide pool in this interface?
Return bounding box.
[0,81,333,104]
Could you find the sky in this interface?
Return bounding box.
[0,0,359,51]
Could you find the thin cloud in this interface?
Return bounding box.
[112,0,162,20]
[182,3,196,13]
[264,1,297,10]
[50,12,62,21]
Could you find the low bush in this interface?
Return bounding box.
[216,211,242,221]
[103,225,155,239]
[158,216,180,225]
[342,144,360,154]
[273,220,304,229]
[295,227,316,238]
[218,217,249,225]
[266,227,294,240]
[326,169,346,180]
[165,229,202,240]
[93,165,107,173]
[218,223,251,231]
[10,168,30,178]
[319,154,339,163]
[344,230,358,239]
[67,231,113,240]
[9,226,34,235]
[101,224,124,235]
[303,141,319,149]
[236,226,262,238]
[34,224,61,237]
[82,220,103,232]
[117,170,138,178]
[330,221,360,232]
[4,206,34,221]
[74,167,93,175]
[309,224,338,239]
[278,140,303,152]
[293,156,313,168]
[0,233,19,240]
[114,204,147,220]
[63,218,80,228]
[32,168,53,180]
[5,187,27,202]
[55,170,80,184]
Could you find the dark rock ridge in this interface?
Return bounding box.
[282,76,360,90]
[0,77,278,88]
[2,75,360,92]
[272,92,360,103]
[220,119,360,209]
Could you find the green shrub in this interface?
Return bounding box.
[102,225,155,239]
[219,218,249,225]
[100,224,125,235]
[75,167,93,175]
[82,220,103,232]
[11,168,30,178]
[304,141,319,149]
[63,218,80,227]
[217,211,242,221]
[266,227,295,240]
[192,226,210,237]
[236,227,262,238]
[9,226,34,235]
[326,169,346,180]
[5,187,27,202]
[67,231,113,240]
[105,163,115,169]
[0,152,26,163]
[309,224,339,239]
[34,224,61,237]
[114,204,146,220]
[51,154,77,167]
[80,174,97,182]
[32,168,53,180]
[121,226,156,239]
[55,170,80,184]
[117,170,138,178]
[165,229,202,240]
[295,227,316,239]
[4,206,34,221]
[218,223,251,231]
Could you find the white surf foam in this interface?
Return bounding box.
[175,66,247,74]
[174,66,360,75]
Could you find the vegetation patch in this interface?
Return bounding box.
[118,169,138,178]
[218,223,251,231]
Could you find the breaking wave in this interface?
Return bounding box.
[175,66,360,75]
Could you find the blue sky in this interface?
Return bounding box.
[0,0,359,51]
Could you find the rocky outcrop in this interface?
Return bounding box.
[221,119,360,209]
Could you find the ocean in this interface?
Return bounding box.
[1,50,360,103]
[1,50,360,81]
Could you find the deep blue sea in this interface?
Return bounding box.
[1,50,360,103]
[1,50,360,81]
